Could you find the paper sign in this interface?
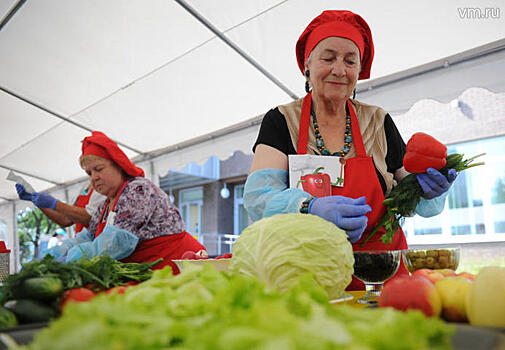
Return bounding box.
[6,170,36,193]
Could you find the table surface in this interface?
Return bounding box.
[345,290,368,308]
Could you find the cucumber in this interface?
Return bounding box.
[20,277,64,300]
[4,299,56,323]
[0,306,18,328]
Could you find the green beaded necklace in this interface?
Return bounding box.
[311,105,353,157]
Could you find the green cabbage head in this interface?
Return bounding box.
[230,213,354,300]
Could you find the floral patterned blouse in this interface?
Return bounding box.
[88,177,185,241]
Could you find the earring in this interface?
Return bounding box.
[304,70,310,93]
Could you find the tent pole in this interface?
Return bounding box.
[0,0,27,32]
[0,85,145,156]
[12,203,19,273]
[175,0,299,101]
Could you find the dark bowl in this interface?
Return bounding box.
[353,250,402,283]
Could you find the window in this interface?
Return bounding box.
[404,135,505,244]
[179,187,203,235]
[234,185,249,235]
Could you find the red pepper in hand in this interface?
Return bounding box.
[403,132,447,173]
[297,167,332,197]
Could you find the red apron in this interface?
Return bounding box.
[74,186,94,233]
[297,94,409,290]
[95,180,206,274]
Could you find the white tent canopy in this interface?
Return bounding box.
[2,0,505,199]
[1,1,505,268]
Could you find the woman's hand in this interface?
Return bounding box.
[16,183,33,201]
[308,195,371,243]
[32,192,58,209]
[417,168,457,199]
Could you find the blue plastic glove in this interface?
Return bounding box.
[417,168,457,199]
[244,168,310,222]
[16,183,33,201]
[31,192,58,209]
[66,225,139,262]
[44,229,94,259]
[308,196,372,243]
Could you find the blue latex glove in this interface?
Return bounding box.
[45,229,93,259]
[16,183,33,201]
[417,168,457,199]
[66,225,139,262]
[32,192,58,209]
[308,196,372,243]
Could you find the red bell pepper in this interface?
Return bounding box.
[404,132,447,173]
[297,167,332,197]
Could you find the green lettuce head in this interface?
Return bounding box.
[230,213,354,300]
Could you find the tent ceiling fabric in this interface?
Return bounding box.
[357,40,505,115]
[1,0,505,205]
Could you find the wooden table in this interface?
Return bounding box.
[345,290,370,308]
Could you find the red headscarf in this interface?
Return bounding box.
[296,10,374,80]
[81,131,144,178]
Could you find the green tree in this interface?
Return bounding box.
[17,208,59,263]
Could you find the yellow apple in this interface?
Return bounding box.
[434,276,472,322]
[465,266,505,327]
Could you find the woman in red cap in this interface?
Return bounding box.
[243,10,457,291]
[59,131,206,273]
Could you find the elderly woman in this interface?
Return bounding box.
[46,131,206,273]
[244,10,457,290]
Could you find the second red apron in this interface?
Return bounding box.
[95,180,207,274]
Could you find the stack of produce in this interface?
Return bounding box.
[6,213,456,349]
[378,266,505,328]
[0,255,160,326]
[20,264,455,350]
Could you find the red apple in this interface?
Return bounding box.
[412,268,444,284]
[379,275,442,317]
[457,271,475,281]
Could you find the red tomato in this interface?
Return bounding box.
[105,286,128,295]
[61,288,96,309]
[215,253,232,259]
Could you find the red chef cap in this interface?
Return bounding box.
[81,131,144,178]
[296,10,374,80]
